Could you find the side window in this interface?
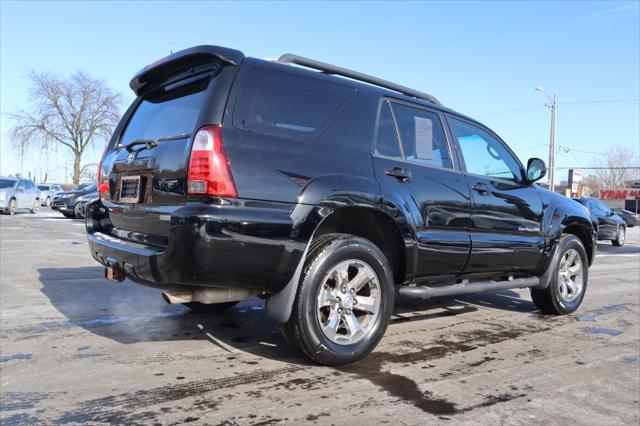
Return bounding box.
[17,180,25,190]
[390,103,453,169]
[234,67,355,139]
[374,101,401,158]
[448,118,523,182]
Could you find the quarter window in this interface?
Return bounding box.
[449,118,523,182]
[234,67,355,139]
[374,101,402,158]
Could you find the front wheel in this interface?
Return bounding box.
[282,234,394,366]
[531,234,588,315]
[8,198,16,215]
[30,200,40,214]
[44,196,51,207]
[612,227,625,247]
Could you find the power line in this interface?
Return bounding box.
[557,145,604,156]
[477,99,639,118]
[555,166,640,170]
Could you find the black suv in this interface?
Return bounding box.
[574,197,626,246]
[86,45,596,365]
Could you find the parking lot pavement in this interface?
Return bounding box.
[1,210,639,425]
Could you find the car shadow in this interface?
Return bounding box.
[37,267,538,365]
[596,243,640,254]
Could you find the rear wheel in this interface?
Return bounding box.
[183,302,238,313]
[531,234,588,315]
[30,200,40,214]
[282,234,394,366]
[45,196,51,207]
[612,226,625,247]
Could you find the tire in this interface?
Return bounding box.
[8,198,16,215]
[530,234,588,315]
[183,302,238,313]
[30,200,40,214]
[45,196,51,207]
[73,203,82,219]
[282,234,394,366]
[612,226,625,247]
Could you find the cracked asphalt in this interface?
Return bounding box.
[1,210,639,425]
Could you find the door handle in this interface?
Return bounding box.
[385,167,412,181]
[471,183,490,195]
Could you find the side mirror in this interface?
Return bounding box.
[526,157,547,183]
[17,186,24,192]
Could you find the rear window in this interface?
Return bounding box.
[120,76,210,146]
[0,179,16,189]
[233,67,355,139]
[38,185,50,190]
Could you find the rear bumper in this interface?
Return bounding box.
[85,199,308,293]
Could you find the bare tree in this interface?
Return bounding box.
[584,145,640,195]
[8,71,121,185]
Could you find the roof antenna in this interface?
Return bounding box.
[169,42,174,55]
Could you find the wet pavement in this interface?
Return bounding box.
[1,211,639,425]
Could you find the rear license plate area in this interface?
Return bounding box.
[119,176,141,203]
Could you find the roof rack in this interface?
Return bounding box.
[277,54,442,106]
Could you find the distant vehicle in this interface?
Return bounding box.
[575,197,626,246]
[37,184,63,207]
[75,192,98,219]
[614,209,640,228]
[0,177,40,215]
[52,184,97,218]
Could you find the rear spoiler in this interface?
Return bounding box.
[129,45,245,96]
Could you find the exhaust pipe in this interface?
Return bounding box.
[162,287,260,305]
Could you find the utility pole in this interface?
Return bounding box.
[548,93,557,192]
[536,87,557,192]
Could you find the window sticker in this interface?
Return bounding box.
[414,116,433,160]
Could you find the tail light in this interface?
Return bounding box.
[187,125,237,198]
[97,155,110,201]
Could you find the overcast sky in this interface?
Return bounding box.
[1,0,638,183]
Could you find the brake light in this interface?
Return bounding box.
[187,125,237,198]
[97,155,110,201]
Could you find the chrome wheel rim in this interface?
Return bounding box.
[619,228,625,244]
[558,248,584,303]
[316,259,381,345]
[9,200,15,214]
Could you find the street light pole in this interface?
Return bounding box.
[536,87,557,192]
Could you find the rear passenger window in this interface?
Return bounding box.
[390,103,452,169]
[234,67,355,139]
[374,101,401,158]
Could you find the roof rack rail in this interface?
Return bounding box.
[277,54,441,106]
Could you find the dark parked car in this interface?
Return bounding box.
[0,177,40,214]
[86,45,596,365]
[614,208,639,227]
[574,197,626,246]
[52,184,98,218]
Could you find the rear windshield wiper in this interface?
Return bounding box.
[123,133,191,152]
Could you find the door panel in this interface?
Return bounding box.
[447,116,544,274]
[372,100,471,277]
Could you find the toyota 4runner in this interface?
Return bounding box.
[86,45,596,365]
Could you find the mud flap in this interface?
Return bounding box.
[265,242,310,323]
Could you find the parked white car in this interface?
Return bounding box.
[0,177,40,215]
[37,184,63,206]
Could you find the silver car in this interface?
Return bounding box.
[37,184,63,206]
[0,177,41,215]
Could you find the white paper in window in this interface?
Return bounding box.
[414,116,433,159]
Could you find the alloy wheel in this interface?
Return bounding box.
[557,248,584,303]
[316,259,381,345]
